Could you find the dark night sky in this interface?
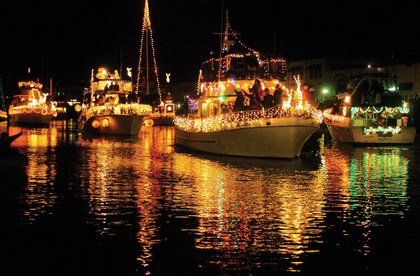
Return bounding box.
[1,0,419,95]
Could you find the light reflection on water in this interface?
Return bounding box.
[2,121,417,274]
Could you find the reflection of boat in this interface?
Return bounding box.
[78,67,152,135]
[324,73,416,144]
[8,81,57,127]
[174,16,322,158]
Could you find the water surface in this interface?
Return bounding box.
[1,121,419,275]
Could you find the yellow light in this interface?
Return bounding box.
[74,104,82,112]
[92,120,100,128]
[344,95,351,104]
[102,118,109,127]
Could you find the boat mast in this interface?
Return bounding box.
[217,2,224,83]
[146,24,149,95]
[136,0,162,102]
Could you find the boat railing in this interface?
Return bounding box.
[175,104,322,132]
[324,105,411,128]
[9,101,57,116]
[85,103,152,120]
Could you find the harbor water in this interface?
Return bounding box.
[1,121,420,275]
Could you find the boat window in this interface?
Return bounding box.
[352,79,370,106]
[380,79,399,94]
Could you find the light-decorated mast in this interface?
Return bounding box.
[136,0,162,103]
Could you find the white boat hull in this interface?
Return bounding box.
[175,117,319,158]
[81,114,148,135]
[9,112,53,127]
[327,124,416,144]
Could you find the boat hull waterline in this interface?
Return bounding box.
[175,117,319,158]
[81,114,149,135]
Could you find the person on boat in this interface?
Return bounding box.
[301,83,313,105]
[220,103,229,114]
[250,79,263,101]
[233,89,245,111]
[273,84,283,107]
[331,94,341,114]
[262,88,274,109]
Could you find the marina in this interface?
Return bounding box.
[2,0,420,275]
[1,123,420,274]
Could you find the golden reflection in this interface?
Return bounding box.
[5,125,59,223]
[80,127,175,273]
[172,151,326,272]
[81,138,139,235]
[135,127,174,274]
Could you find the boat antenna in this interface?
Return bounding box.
[217,1,224,83]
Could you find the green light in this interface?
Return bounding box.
[321,88,329,95]
[218,96,226,101]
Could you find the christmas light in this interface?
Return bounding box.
[136,0,162,103]
[363,126,402,135]
[83,103,152,121]
[174,103,322,133]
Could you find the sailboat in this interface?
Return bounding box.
[174,13,322,158]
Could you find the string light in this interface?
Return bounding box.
[136,0,162,103]
[174,103,322,133]
[9,85,57,117]
[363,126,402,135]
[83,103,152,121]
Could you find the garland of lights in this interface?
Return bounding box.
[84,103,152,120]
[174,103,323,133]
[350,106,410,116]
[9,102,57,117]
[363,126,402,135]
[136,0,162,103]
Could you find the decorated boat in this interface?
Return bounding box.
[323,73,416,144]
[78,67,152,135]
[174,17,322,158]
[8,81,57,127]
[145,93,175,126]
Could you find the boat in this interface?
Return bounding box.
[8,81,57,127]
[0,130,22,153]
[145,93,175,126]
[174,16,322,158]
[323,73,416,144]
[78,67,152,136]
